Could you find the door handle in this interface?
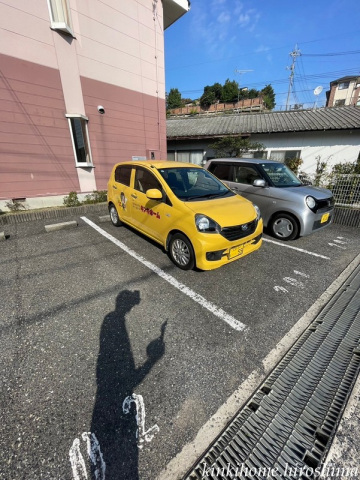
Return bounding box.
[131,194,138,199]
[112,185,117,189]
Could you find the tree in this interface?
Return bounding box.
[247,88,259,99]
[221,79,239,103]
[199,88,216,109]
[261,85,276,110]
[167,88,182,109]
[211,82,223,101]
[209,136,265,158]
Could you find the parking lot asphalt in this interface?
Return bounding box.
[0,211,359,480]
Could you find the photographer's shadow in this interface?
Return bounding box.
[91,290,166,480]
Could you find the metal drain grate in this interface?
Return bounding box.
[185,265,360,480]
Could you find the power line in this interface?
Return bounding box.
[302,50,360,57]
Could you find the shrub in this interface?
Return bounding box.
[284,157,303,175]
[63,192,81,207]
[64,190,107,207]
[83,190,107,204]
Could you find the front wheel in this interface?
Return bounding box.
[169,233,195,270]
[109,204,122,227]
[269,213,299,241]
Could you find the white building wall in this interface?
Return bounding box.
[167,130,360,174]
[255,131,360,173]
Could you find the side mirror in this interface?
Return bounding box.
[253,179,266,187]
[146,188,163,200]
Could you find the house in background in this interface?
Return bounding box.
[326,76,360,107]
[167,106,360,174]
[0,0,190,211]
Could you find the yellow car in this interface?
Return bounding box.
[107,161,263,270]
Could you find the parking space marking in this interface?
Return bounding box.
[263,238,330,260]
[81,217,246,332]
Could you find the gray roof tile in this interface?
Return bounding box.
[166,106,360,139]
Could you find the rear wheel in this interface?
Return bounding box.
[109,204,122,227]
[269,213,299,241]
[169,233,195,270]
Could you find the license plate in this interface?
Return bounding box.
[229,245,243,259]
[321,212,330,224]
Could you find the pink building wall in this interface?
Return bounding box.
[0,0,168,205]
[0,53,80,199]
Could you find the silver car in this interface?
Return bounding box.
[205,158,334,240]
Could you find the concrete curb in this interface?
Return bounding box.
[0,231,6,241]
[45,221,78,233]
[0,203,108,226]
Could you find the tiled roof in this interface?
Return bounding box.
[166,106,360,139]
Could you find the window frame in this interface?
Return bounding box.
[134,167,162,194]
[47,0,74,36]
[334,99,346,107]
[66,114,94,167]
[338,82,350,90]
[115,165,132,186]
[269,150,301,162]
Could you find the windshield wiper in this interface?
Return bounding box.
[186,191,230,201]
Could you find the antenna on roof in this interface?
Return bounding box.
[313,86,323,109]
[234,69,253,111]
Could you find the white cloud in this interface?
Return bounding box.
[218,11,231,23]
[189,0,261,60]
[255,45,270,53]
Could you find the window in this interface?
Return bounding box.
[233,166,261,185]
[167,151,175,161]
[176,150,204,165]
[66,115,93,166]
[269,150,301,162]
[47,0,73,35]
[261,163,301,188]
[209,163,232,181]
[338,82,349,90]
[134,168,162,193]
[335,99,346,107]
[115,166,132,186]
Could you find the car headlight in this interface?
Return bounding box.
[195,214,220,233]
[306,196,316,210]
[253,204,261,220]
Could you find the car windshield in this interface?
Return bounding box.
[158,167,234,201]
[261,163,302,187]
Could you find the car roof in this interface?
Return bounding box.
[209,158,276,165]
[114,160,202,169]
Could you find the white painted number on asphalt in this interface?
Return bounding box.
[274,270,309,293]
[69,394,158,479]
[329,236,348,249]
[274,286,289,293]
[69,432,106,480]
[123,393,160,449]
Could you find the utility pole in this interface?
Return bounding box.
[285,46,301,111]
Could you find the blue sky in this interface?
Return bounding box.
[164,0,360,110]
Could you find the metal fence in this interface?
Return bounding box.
[327,174,360,208]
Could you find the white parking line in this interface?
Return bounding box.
[263,238,330,260]
[81,217,246,332]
